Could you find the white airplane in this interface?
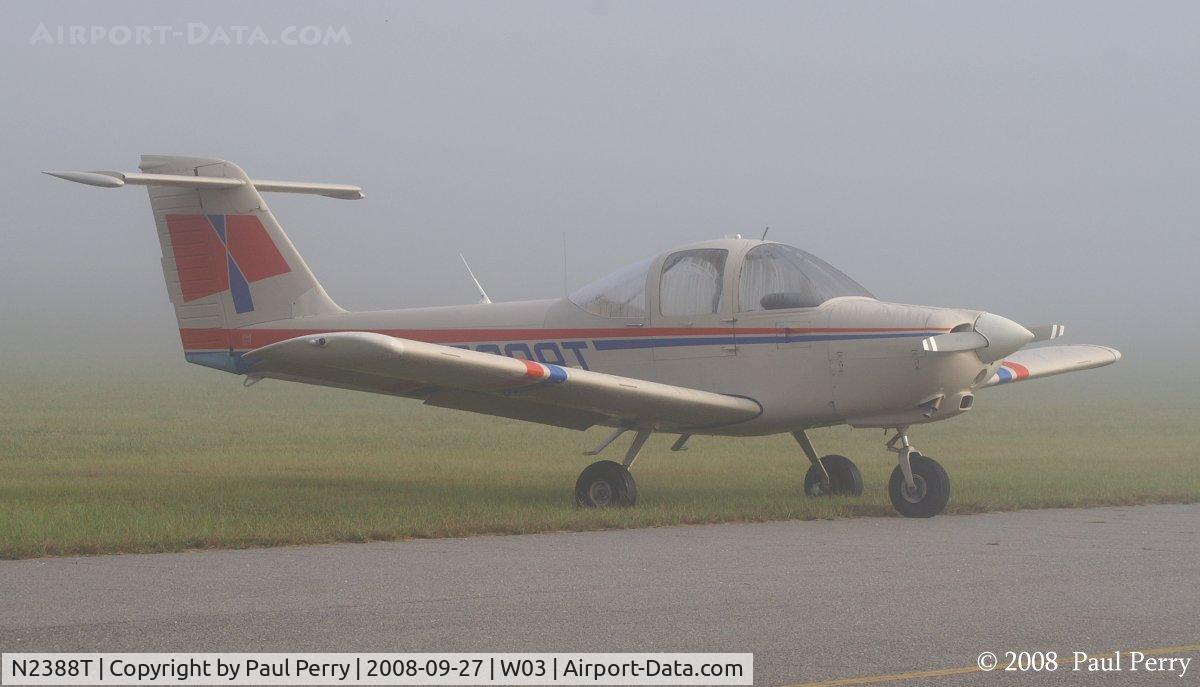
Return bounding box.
[48,156,1121,517]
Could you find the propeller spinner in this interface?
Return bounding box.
[922,313,1061,362]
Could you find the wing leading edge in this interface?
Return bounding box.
[981,344,1122,388]
[242,331,762,431]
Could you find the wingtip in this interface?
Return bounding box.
[1083,344,1122,364]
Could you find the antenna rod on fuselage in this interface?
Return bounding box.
[459,253,492,305]
[562,231,568,297]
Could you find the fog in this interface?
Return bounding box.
[1,1,1196,371]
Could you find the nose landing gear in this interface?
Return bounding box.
[885,427,950,518]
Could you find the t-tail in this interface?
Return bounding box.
[45,156,361,372]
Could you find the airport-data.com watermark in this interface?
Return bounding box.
[29,23,351,47]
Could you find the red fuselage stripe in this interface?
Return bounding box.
[180,326,951,351]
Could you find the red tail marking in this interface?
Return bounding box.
[226,215,290,282]
[166,215,228,302]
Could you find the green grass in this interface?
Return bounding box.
[1,356,1197,559]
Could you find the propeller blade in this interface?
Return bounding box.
[1026,324,1066,343]
[921,313,1035,362]
[921,331,987,353]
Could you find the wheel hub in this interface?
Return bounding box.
[900,475,928,503]
[588,480,613,506]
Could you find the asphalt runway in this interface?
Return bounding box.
[2,504,1198,686]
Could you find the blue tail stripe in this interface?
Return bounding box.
[227,255,254,313]
[207,214,227,243]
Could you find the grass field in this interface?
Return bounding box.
[1,355,1197,559]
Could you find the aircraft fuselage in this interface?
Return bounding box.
[189,296,992,435]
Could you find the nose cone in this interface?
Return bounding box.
[974,312,1035,362]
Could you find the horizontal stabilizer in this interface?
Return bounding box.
[44,169,363,199]
[42,170,125,188]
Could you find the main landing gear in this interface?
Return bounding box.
[792,431,863,496]
[575,427,652,508]
[795,427,949,517]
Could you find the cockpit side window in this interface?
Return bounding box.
[659,249,728,317]
[568,256,653,318]
[739,243,872,311]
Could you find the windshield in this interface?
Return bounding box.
[569,256,653,318]
[739,243,872,311]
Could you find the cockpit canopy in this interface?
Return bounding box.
[569,240,872,319]
[738,243,872,311]
[567,255,655,318]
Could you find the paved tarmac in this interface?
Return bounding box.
[2,504,1198,686]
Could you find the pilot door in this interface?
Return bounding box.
[649,248,736,363]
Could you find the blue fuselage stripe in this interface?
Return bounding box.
[591,331,938,351]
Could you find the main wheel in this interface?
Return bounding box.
[575,460,638,508]
[888,452,950,518]
[803,454,864,496]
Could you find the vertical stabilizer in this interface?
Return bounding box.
[138,155,342,370]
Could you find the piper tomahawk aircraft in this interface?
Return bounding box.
[49,156,1121,517]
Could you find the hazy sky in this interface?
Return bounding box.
[1,1,1196,367]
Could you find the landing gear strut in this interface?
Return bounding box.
[793,431,863,496]
[575,428,650,508]
[885,427,950,518]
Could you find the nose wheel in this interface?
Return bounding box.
[886,428,950,517]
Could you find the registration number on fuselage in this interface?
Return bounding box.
[453,341,592,370]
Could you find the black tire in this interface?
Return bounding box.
[575,460,638,508]
[888,452,950,518]
[803,454,864,496]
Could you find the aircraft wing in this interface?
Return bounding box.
[241,332,762,432]
[980,344,1122,388]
